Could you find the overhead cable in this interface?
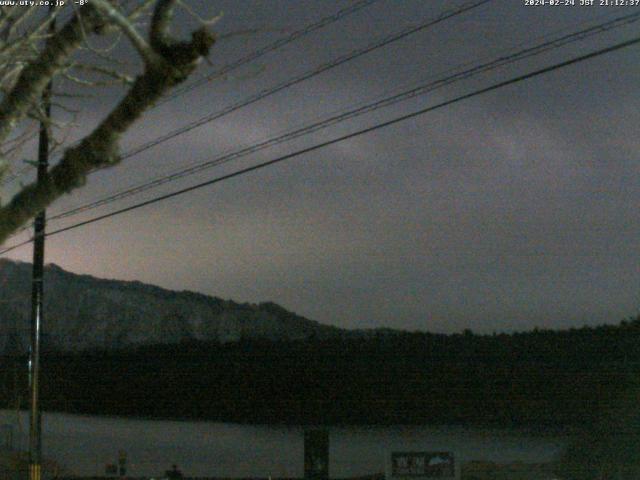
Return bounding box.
[0,0,381,188]
[1,33,637,255]
[44,10,640,224]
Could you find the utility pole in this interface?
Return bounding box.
[29,7,55,480]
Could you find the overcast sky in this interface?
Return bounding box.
[3,0,639,333]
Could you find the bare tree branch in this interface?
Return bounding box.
[91,0,158,64]
[0,4,104,146]
[0,0,216,244]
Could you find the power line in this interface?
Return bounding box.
[119,0,493,161]
[1,33,637,256]
[0,0,380,188]
[0,237,32,255]
[159,0,382,106]
[42,10,640,225]
[2,0,486,191]
[9,0,499,232]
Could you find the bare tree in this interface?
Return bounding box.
[0,0,216,244]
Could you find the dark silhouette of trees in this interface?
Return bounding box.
[2,316,638,428]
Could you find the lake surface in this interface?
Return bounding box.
[0,410,567,477]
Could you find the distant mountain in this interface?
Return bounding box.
[2,257,639,429]
[0,259,344,352]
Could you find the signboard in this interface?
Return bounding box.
[389,452,457,479]
[304,430,329,480]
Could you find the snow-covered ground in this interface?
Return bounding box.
[0,410,566,477]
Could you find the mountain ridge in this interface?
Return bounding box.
[0,258,345,352]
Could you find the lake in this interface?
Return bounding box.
[0,410,567,477]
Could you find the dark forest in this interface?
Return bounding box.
[2,317,640,428]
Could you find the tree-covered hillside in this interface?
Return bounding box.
[2,316,639,428]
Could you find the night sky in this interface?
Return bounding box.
[3,0,639,333]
